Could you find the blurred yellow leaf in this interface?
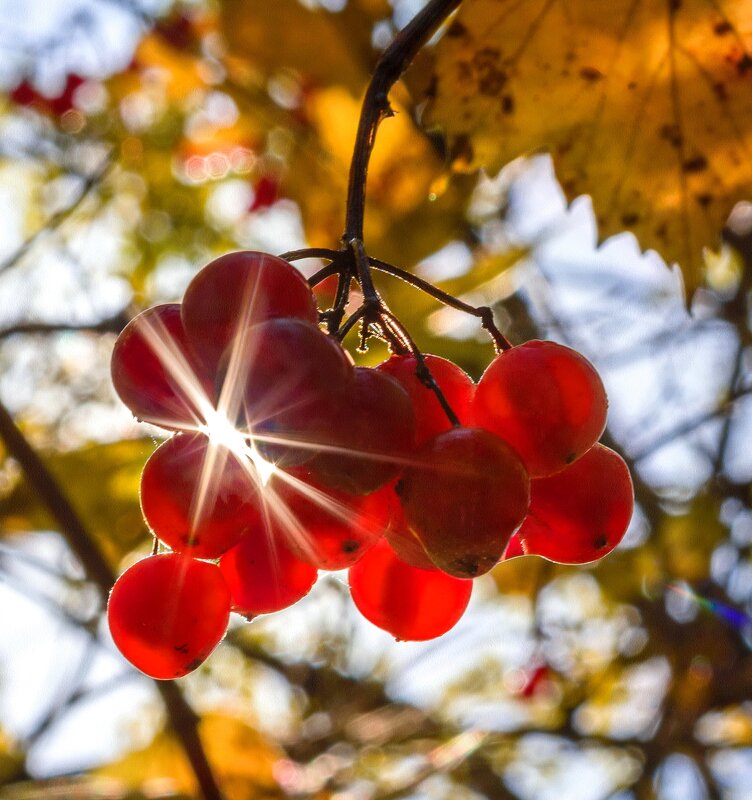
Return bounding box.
[99,712,283,799]
[0,439,153,565]
[658,496,725,581]
[425,0,752,285]
[220,0,388,95]
[289,85,460,263]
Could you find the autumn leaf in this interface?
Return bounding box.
[220,0,389,95]
[424,0,752,285]
[0,440,153,565]
[98,712,284,799]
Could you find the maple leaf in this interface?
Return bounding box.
[424,0,752,285]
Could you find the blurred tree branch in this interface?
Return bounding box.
[0,399,225,800]
[0,310,129,340]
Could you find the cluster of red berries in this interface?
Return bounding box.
[107,250,634,680]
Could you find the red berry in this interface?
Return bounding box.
[398,427,530,578]
[10,80,39,107]
[349,538,472,641]
[377,353,474,444]
[111,304,214,430]
[218,530,317,616]
[140,433,263,559]
[306,367,416,495]
[473,340,608,477]
[237,318,353,464]
[381,484,435,570]
[515,443,633,564]
[250,175,280,211]
[181,251,318,374]
[501,532,526,560]
[270,470,390,570]
[155,12,196,50]
[49,74,85,117]
[107,553,230,679]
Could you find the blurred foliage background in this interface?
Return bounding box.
[1,1,752,798]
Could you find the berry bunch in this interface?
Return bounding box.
[107,250,633,680]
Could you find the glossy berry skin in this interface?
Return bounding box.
[398,427,530,578]
[382,484,435,570]
[140,433,263,559]
[473,340,607,477]
[181,251,318,374]
[111,304,214,430]
[513,443,634,564]
[218,531,317,616]
[107,554,230,680]
[270,470,391,570]
[377,354,474,444]
[236,318,353,460]
[306,367,416,495]
[349,538,472,641]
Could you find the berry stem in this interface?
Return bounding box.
[334,304,366,342]
[349,237,381,307]
[343,0,462,243]
[279,247,342,262]
[369,256,513,351]
[328,265,355,334]
[0,400,226,800]
[378,307,461,427]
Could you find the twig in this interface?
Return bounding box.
[343,0,462,243]
[369,256,512,351]
[378,307,460,426]
[279,247,342,262]
[0,399,225,800]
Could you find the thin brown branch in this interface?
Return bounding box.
[378,307,461,426]
[0,399,225,800]
[343,0,462,242]
[369,256,512,350]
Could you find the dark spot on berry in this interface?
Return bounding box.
[621,213,639,226]
[447,20,467,37]
[394,479,405,496]
[714,20,732,35]
[627,81,637,90]
[501,94,515,114]
[669,0,682,11]
[565,452,577,465]
[453,556,481,577]
[175,643,190,654]
[594,535,608,550]
[184,658,204,673]
[696,193,713,207]
[342,540,360,554]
